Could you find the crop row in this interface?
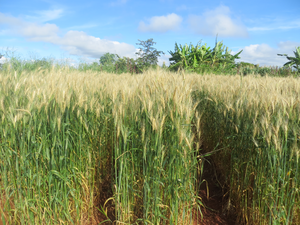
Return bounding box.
[0,67,299,224]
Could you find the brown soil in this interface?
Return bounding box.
[194,158,236,225]
[91,171,116,225]
[92,189,115,225]
[0,194,15,225]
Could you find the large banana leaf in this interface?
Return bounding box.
[278,46,300,72]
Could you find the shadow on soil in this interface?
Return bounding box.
[195,156,237,225]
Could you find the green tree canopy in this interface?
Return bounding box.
[135,38,165,70]
[99,52,119,66]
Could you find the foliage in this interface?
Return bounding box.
[168,37,243,73]
[115,56,141,74]
[168,41,211,72]
[99,52,118,66]
[243,67,253,76]
[78,61,97,72]
[97,51,147,74]
[78,53,141,74]
[236,61,259,68]
[235,65,299,77]
[1,46,299,77]
[0,57,56,75]
[23,58,54,71]
[257,67,271,76]
[135,38,164,71]
[277,46,300,72]
[98,52,119,73]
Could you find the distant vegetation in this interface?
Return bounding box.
[0,38,299,77]
[168,38,242,73]
[278,46,300,72]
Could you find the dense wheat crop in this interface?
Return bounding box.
[192,75,300,224]
[0,67,201,224]
[0,66,299,224]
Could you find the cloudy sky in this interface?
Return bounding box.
[0,0,299,66]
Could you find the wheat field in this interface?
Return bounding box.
[0,67,299,224]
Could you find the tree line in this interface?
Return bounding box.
[0,38,299,76]
[93,37,300,76]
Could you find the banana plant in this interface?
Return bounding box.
[168,37,242,73]
[168,41,212,72]
[220,46,243,70]
[168,43,190,71]
[191,41,212,65]
[277,46,300,72]
[210,36,242,69]
[210,39,224,67]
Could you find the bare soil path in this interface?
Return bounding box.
[194,158,237,225]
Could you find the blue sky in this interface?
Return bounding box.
[0,0,299,67]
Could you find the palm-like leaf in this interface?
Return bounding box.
[277,46,300,72]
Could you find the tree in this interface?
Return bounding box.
[135,38,164,70]
[99,52,119,73]
[99,53,119,66]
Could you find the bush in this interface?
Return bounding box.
[115,56,141,74]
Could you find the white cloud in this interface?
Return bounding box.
[25,9,64,22]
[0,13,59,40]
[21,23,59,40]
[0,12,137,59]
[188,5,248,37]
[139,13,182,33]
[56,31,136,58]
[249,23,300,32]
[0,56,7,64]
[247,18,300,31]
[235,41,300,67]
[277,41,300,52]
[157,54,171,66]
[0,13,21,26]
